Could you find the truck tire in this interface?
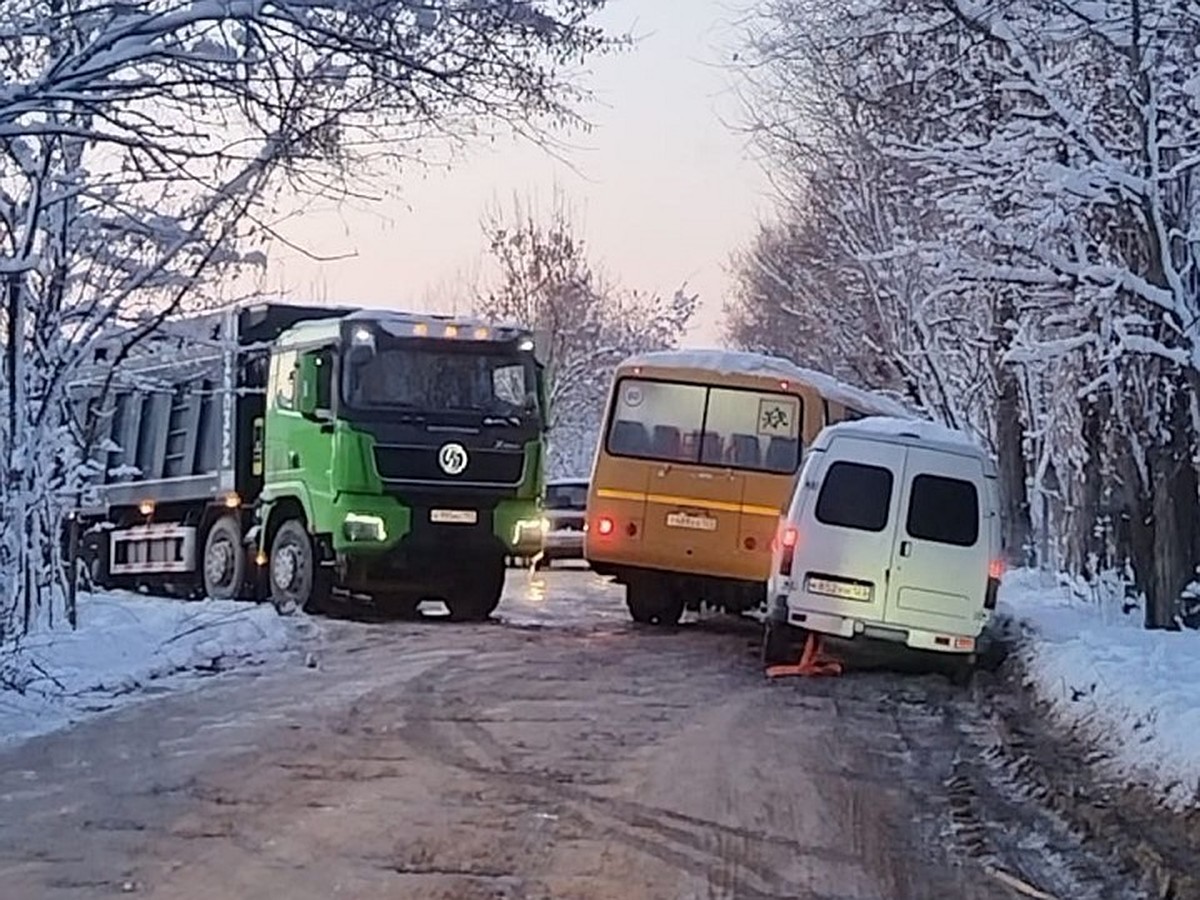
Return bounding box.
[446,557,505,621]
[203,515,246,600]
[626,580,684,626]
[269,519,323,615]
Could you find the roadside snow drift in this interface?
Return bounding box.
[1,592,297,746]
[1001,570,1200,811]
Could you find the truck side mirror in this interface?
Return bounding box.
[296,352,321,418]
[532,328,551,366]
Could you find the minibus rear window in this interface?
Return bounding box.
[814,461,893,532]
[907,474,979,546]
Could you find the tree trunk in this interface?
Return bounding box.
[990,292,1034,565]
[1075,390,1108,579]
[995,366,1033,566]
[1144,385,1197,630]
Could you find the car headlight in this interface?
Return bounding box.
[344,512,387,542]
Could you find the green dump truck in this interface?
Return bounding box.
[73,302,547,620]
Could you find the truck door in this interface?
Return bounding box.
[886,447,989,634]
[792,436,901,621]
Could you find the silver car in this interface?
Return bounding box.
[539,478,589,567]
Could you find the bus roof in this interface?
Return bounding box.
[618,349,913,418]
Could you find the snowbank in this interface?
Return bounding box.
[1000,570,1200,811]
[0,591,298,746]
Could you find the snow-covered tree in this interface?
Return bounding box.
[476,190,696,478]
[0,0,618,642]
[728,0,1200,627]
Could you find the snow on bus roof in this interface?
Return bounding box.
[621,349,912,417]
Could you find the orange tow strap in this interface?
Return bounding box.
[765,632,844,678]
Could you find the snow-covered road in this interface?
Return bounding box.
[0,568,1143,899]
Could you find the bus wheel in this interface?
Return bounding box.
[270,520,320,615]
[446,557,504,621]
[626,581,684,626]
[203,515,246,600]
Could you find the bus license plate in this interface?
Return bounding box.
[666,511,717,532]
[806,577,871,602]
[431,509,478,524]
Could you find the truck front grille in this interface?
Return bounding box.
[373,444,525,486]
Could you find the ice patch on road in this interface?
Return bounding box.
[1000,569,1200,811]
[496,566,629,628]
[0,591,298,746]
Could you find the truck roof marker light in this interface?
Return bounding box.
[352,326,373,344]
[519,337,534,352]
[444,324,459,338]
[413,322,429,336]
[474,326,489,339]
[779,380,789,390]
[596,516,614,536]
[138,499,155,516]
[224,492,241,509]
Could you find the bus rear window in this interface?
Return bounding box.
[605,378,803,474]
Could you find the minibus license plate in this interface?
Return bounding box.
[807,577,871,602]
[431,509,478,524]
[666,511,717,532]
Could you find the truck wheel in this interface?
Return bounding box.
[270,520,321,615]
[375,592,421,619]
[762,619,799,667]
[626,581,684,626]
[446,557,504,621]
[203,515,246,600]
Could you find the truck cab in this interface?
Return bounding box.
[257,311,547,619]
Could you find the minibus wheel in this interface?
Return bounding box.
[762,620,799,667]
[947,654,976,687]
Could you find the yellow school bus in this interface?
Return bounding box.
[584,349,912,625]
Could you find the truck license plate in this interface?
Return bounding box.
[666,511,717,532]
[806,576,872,602]
[430,509,478,524]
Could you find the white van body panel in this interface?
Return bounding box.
[770,419,1000,655]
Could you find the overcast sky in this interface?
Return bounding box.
[261,0,770,347]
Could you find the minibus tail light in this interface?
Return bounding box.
[596,516,615,536]
[779,526,798,577]
[983,558,1004,610]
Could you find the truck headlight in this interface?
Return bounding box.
[513,517,548,543]
[344,513,387,542]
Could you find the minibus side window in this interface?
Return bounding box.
[906,474,979,546]
[814,461,893,532]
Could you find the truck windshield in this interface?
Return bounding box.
[342,346,537,417]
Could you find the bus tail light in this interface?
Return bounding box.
[596,516,615,536]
